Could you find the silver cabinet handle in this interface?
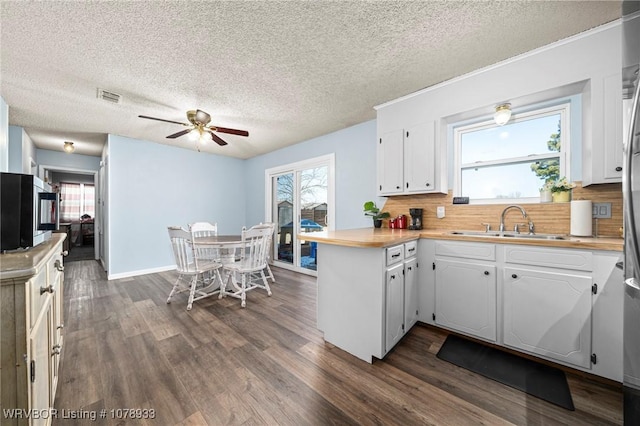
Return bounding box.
[55,260,64,271]
[40,285,54,295]
[57,324,64,330]
[61,250,68,256]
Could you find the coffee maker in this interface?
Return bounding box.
[409,208,423,230]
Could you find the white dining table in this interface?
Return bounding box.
[192,234,244,264]
[191,234,246,294]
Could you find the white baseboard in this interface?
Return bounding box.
[107,264,176,281]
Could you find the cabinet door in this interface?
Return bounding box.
[503,267,592,369]
[30,302,52,426]
[435,259,497,342]
[404,257,419,332]
[385,263,404,352]
[51,271,64,396]
[377,129,404,195]
[603,72,623,180]
[404,121,435,193]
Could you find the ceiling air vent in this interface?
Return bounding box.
[97,88,122,104]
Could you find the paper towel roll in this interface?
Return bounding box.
[571,200,592,236]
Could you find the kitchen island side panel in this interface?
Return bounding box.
[317,243,385,363]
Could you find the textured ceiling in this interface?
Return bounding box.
[0,1,622,159]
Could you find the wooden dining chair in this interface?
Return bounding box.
[248,222,276,282]
[167,226,223,310]
[189,221,221,266]
[220,226,273,308]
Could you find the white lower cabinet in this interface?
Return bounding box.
[385,263,405,352]
[316,239,419,363]
[424,240,622,382]
[385,241,419,353]
[404,256,419,332]
[434,241,497,342]
[503,266,593,369]
[435,259,497,342]
[30,302,53,426]
[0,235,66,426]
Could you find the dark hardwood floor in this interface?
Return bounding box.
[54,260,623,425]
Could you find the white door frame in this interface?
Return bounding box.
[39,164,101,263]
[264,153,335,276]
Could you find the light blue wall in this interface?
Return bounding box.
[107,135,246,277]
[244,119,378,231]
[8,126,23,173]
[36,148,101,172]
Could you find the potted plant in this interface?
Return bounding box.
[539,181,553,203]
[363,201,390,228]
[549,177,576,202]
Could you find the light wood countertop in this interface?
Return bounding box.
[0,233,66,280]
[299,228,623,251]
[300,228,423,248]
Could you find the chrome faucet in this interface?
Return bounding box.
[499,205,528,232]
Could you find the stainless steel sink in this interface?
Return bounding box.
[501,233,567,240]
[449,230,502,237]
[449,230,567,240]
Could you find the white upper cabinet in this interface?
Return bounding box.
[374,23,622,192]
[404,121,436,193]
[376,114,446,196]
[583,72,624,185]
[377,128,404,194]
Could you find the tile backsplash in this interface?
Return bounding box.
[381,182,623,238]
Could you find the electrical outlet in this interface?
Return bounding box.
[436,206,445,219]
[592,202,612,219]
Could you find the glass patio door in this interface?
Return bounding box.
[267,154,334,276]
[274,172,295,266]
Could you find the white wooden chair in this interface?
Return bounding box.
[249,222,276,282]
[220,226,273,307]
[189,221,221,272]
[167,226,223,310]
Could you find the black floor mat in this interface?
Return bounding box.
[65,245,95,262]
[436,334,575,411]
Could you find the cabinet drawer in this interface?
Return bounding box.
[404,240,418,258]
[435,241,496,261]
[504,245,593,271]
[386,245,404,266]
[28,268,49,329]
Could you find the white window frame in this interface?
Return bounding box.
[453,103,571,204]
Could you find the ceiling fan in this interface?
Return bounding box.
[138,109,249,148]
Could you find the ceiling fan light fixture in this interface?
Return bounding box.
[494,103,512,126]
[187,128,201,141]
[63,141,75,153]
[138,109,247,148]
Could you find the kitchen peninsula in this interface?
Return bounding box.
[301,228,624,382]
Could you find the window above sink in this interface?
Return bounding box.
[452,99,577,205]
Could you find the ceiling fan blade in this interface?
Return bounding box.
[138,115,188,126]
[210,133,228,146]
[211,126,249,137]
[166,129,191,139]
